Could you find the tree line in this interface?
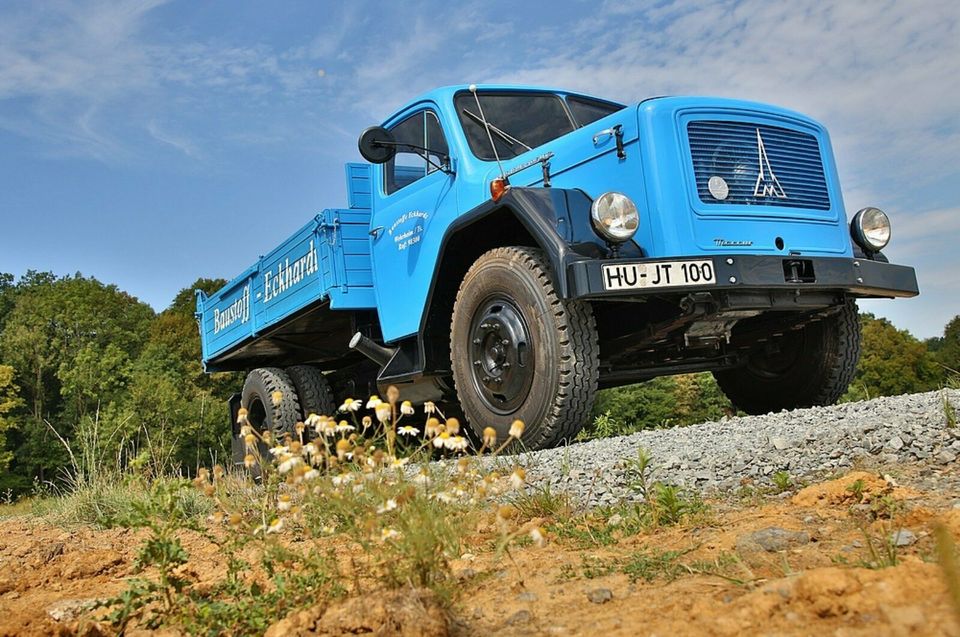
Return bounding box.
[0,271,956,497]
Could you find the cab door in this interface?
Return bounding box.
[370,109,457,342]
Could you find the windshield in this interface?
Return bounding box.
[455,92,575,161]
[455,91,626,161]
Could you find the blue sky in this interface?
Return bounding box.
[0,0,957,338]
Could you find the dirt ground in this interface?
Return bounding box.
[1,462,959,636]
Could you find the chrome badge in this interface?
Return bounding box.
[708,176,729,200]
[753,129,787,199]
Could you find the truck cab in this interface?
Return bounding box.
[197,85,919,454]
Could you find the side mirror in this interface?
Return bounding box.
[358,126,397,164]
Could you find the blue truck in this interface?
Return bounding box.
[196,85,919,456]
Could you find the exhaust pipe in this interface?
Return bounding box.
[348,332,396,368]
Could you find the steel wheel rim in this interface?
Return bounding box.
[467,296,534,415]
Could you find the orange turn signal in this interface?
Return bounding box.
[490,178,510,202]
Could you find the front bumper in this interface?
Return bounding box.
[566,254,919,300]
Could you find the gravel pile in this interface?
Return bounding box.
[504,389,960,507]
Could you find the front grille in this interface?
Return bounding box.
[688,120,830,210]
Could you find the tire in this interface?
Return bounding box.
[450,246,599,450]
[241,367,302,438]
[286,365,336,420]
[713,300,861,414]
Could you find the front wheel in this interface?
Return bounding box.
[714,301,861,414]
[450,247,599,450]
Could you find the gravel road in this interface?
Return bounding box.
[501,389,960,507]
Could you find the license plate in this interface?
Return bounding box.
[602,259,716,291]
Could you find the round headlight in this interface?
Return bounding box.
[591,192,639,243]
[851,207,891,252]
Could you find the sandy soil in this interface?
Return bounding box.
[1,463,958,636]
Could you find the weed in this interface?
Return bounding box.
[771,471,793,493]
[685,552,754,586]
[510,484,573,519]
[933,523,960,625]
[846,478,867,503]
[621,548,692,583]
[943,389,957,428]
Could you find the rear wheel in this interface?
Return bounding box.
[286,365,336,420]
[241,367,302,438]
[450,247,599,450]
[714,301,861,414]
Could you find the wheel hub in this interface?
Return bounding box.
[468,298,533,414]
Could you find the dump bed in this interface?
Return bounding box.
[196,164,375,370]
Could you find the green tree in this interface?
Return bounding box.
[843,313,942,401]
[935,315,960,375]
[0,366,22,473]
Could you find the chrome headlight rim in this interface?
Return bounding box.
[590,191,639,243]
[850,207,891,252]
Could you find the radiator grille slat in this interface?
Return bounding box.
[688,121,830,210]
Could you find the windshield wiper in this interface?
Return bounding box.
[461,109,533,153]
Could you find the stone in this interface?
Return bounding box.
[890,529,917,547]
[587,588,613,604]
[937,450,957,464]
[47,598,99,622]
[516,591,538,602]
[884,436,904,452]
[506,610,533,625]
[771,437,791,450]
[737,527,810,553]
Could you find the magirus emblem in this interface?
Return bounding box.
[753,129,787,199]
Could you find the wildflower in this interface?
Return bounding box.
[244,434,257,451]
[306,413,322,427]
[510,467,526,490]
[303,468,320,481]
[446,417,460,435]
[304,442,318,457]
[244,454,256,469]
[390,456,409,469]
[278,454,303,474]
[203,484,215,497]
[332,472,352,486]
[457,457,470,474]
[295,421,306,436]
[433,431,451,448]
[414,468,430,484]
[423,401,437,415]
[509,419,525,439]
[483,427,497,448]
[269,444,288,457]
[237,407,249,425]
[340,398,362,412]
[336,438,351,460]
[386,385,400,404]
[361,415,373,430]
[239,424,252,437]
[366,395,382,409]
[445,435,469,452]
[228,513,243,527]
[277,494,293,512]
[400,400,415,416]
[424,417,442,438]
[375,403,392,424]
[397,425,419,437]
[377,499,398,514]
[266,518,284,534]
[318,418,336,437]
[271,390,284,407]
[432,491,457,504]
[529,526,547,548]
[261,430,273,445]
[380,528,401,541]
[335,420,356,434]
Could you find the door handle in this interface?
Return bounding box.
[592,124,625,159]
[369,225,385,239]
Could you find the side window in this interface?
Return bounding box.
[384,111,449,195]
[566,96,626,127]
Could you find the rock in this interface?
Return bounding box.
[516,591,538,602]
[587,588,613,604]
[506,610,533,625]
[937,450,957,464]
[737,527,810,553]
[47,598,99,622]
[884,436,904,452]
[455,568,477,581]
[890,529,918,547]
[771,437,791,450]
